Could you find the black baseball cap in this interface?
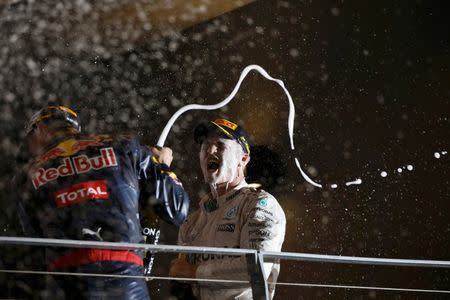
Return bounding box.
[194,118,251,155]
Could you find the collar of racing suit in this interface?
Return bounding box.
[202,180,248,212]
[31,131,79,160]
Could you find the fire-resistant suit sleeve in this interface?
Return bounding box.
[14,171,41,237]
[137,144,189,226]
[12,170,47,274]
[195,193,286,286]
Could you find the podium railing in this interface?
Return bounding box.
[1,236,449,299]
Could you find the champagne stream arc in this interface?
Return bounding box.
[156,64,321,188]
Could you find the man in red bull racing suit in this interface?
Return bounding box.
[14,105,190,299]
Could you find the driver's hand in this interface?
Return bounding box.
[151,146,173,167]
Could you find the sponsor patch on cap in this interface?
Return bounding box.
[213,119,238,130]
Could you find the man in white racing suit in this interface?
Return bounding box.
[170,118,286,300]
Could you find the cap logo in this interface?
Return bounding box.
[27,105,79,134]
[214,119,238,130]
[49,106,78,117]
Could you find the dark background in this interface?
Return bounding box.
[0,0,449,298]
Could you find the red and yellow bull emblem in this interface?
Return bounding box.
[36,138,104,165]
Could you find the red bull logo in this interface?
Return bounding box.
[32,147,117,189]
[54,180,109,208]
[36,138,104,165]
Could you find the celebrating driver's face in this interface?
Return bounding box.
[199,135,244,186]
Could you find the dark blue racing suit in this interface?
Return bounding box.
[15,133,189,299]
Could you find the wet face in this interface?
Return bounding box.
[199,135,245,186]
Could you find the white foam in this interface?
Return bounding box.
[157,64,295,150]
[345,179,362,186]
[156,64,431,190]
[294,158,323,188]
[157,64,326,188]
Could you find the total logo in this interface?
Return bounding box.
[36,138,104,165]
[32,147,118,189]
[54,180,109,208]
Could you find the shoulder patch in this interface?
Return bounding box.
[204,199,218,212]
[242,186,265,199]
[257,198,268,208]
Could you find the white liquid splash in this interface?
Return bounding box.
[380,164,414,178]
[157,64,295,149]
[345,179,362,186]
[295,158,322,188]
[434,151,447,159]
[157,64,323,188]
[156,64,447,190]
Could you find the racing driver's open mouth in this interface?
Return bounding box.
[207,157,220,172]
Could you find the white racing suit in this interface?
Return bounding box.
[178,180,286,300]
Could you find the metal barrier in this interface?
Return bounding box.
[1,237,449,299]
